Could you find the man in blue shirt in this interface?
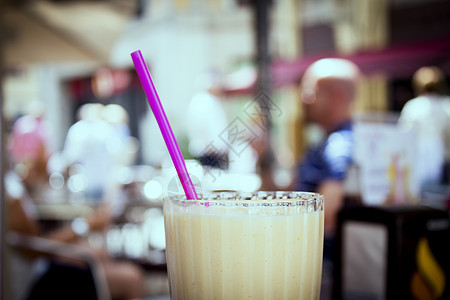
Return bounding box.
[295,58,361,234]
[295,58,361,300]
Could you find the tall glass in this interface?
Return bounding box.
[163,191,324,300]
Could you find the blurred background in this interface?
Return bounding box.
[1,0,450,299]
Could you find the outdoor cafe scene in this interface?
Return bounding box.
[1,0,450,299]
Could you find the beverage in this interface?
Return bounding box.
[164,191,324,300]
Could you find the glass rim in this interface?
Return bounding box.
[164,191,323,205]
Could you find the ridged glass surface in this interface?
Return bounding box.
[164,191,324,300]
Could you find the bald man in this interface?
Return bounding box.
[295,58,361,234]
[294,58,361,299]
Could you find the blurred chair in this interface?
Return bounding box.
[7,231,111,300]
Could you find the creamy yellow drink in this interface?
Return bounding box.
[164,192,324,300]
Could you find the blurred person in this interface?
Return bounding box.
[398,66,450,187]
[293,58,361,300]
[186,71,229,170]
[295,58,361,233]
[8,101,53,197]
[63,103,121,202]
[5,152,145,300]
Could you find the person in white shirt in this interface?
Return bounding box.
[399,66,450,187]
[63,103,132,202]
[186,72,229,170]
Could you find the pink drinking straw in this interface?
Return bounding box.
[131,50,198,200]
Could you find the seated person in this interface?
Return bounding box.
[6,111,145,299]
[6,168,145,300]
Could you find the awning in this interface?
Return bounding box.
[224,38,450,96]
[3,9,100,66]
[2,1,135,67]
